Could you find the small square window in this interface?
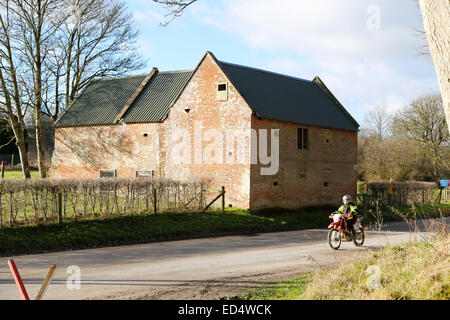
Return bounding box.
[217,83,228,101]
[324,182,329,187]
[100,169,117,178]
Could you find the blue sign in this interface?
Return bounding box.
[440,180,450,188]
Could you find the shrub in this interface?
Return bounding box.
[361,182,438,207]
[0,178,211,227]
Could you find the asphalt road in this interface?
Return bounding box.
[0,219,443,300]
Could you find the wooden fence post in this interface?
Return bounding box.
[221,186,226,214]
[387,179,393,215]
[202,187,227,214]
[153,187,157,214]
[363,193,368,218]
[361,183,368,218]
[58,193,63,224]
[1,161,4,180]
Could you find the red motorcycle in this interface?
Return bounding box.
[328,212,365,250]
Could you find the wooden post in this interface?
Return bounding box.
[58,193,63,224]
[387,179,393,215]
[1,161,4,180]
[11,154,14,168]
[8,260,30,301]
[363,194,368,218]
[153,187,157,214]
[362,183,368,218]
[35,265,57,300]
[221,186,226,214]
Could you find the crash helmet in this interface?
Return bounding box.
[343,195,352,205]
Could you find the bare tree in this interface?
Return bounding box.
[0,5,32,179]
[153,0,197,26]
[392,94,449,180]
[418,0,450,132]
[46,0,145,121]
[5,0,64,178]
[0,0,145,179]
[364,106,392,141]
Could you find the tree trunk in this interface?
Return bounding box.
[419,0,450,131]
[7,117,31,179]
[16,137,31,180]
[34,0,47,179]
[35,110,47,179]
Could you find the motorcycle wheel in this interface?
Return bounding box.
[353,228,365,247]
[328,229,342,250]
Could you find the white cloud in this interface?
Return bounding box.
[133,9,165,26]
[192,0,440,123]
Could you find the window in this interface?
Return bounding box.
[135,170,155,178]
[217,82,228,101]
[99,169,117,178]
[298,128,309,150]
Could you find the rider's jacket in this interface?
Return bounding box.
[337,202,359,220]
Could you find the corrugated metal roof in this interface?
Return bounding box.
[55,75,146,127]
[55,53,359,132]
[122,70,194,123]
[218,61,360,132]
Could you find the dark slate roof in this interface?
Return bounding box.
[218,61,360,131]
[55,53,359,131]
[122,70,193,123]
[55,75,147,127]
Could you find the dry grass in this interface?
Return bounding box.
[297,214,449,300]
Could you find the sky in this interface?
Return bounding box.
[127,0,440,126]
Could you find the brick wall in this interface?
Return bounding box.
[50,123,161,179]
[160,54,254,209]
[250,117,358,210]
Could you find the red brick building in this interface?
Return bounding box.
[51,52,359,210]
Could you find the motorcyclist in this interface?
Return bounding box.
[336,195,359,236]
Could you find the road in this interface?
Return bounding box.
[0,219,442,300]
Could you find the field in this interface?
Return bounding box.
[1,170,41,180]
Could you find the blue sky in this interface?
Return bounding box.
[127,0,440,126]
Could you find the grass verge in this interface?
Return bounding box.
[0,207,333,257]
[229,235,449,300]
